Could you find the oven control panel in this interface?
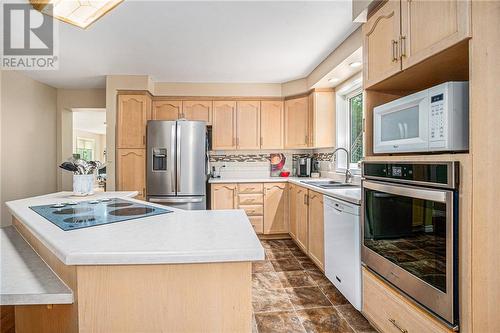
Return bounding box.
[362,162,453,186]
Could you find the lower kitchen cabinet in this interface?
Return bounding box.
[263,183,288,234]
[210,184,237,210]
[295,186,309,252]
[363,267,453,333]
[308,191,324,270]
[288,184,298,239]
[116,149,146,200]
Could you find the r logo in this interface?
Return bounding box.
[3,3,53,56]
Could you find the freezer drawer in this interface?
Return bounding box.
[148,196,206,210]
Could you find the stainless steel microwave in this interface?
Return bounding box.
[373,82,469,154]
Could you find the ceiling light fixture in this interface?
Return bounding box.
[30,0,124,29]
[349,61,362,68]
[328,78,339,83]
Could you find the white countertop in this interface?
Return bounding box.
[0,226,73,305]
[209,177,361,205]
[6,192,264,266]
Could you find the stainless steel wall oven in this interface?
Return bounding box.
[361,161,459,327]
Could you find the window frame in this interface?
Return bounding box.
[75,136,96,161]
[335,76,363,174]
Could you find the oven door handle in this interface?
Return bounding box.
[363,180,449,203]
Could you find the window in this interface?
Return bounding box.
[349,92,363,165]
[75,137,95,161]
[336,75,363,172]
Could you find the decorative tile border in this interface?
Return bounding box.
[313,152,333,162]
[209,154,270,162]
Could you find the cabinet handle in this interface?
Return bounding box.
[143,135,146,145]
[388,318,408,333]
[260,137,263,146]
[236,137,240,147]
[305,135,308,144]
[391,40,399,62]
[400,35,407,58]
[232,138,236,146]
[142,187,146,197]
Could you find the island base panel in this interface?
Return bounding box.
[76,262,252,333]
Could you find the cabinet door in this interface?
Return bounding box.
[310,92,335,148]
[363,0,402,88]
[212,101,236,150]
[182,100,212,124]
[116,149,146,200]
[284,97,309,148]
[210,184,236,209]
[289,185,298,240]
[296,187,309,252]
[236,101,261,150]
[261,101,284,149]
[264,183,288,234]
[152,100,181,120]
[308,191,324,270]
[401,0,471,69]
[117,95,151,149]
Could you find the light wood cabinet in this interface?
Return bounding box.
[152,100,182,120]
[210,184,237,209]
[307,191,324,270]
[288,184,298,240]
[295,186,309,252]
[260,101,284,149]
[236,101,261,150]
[249,216,264,235]
[309,92,335,148]
[363,268,453,333]
[284,97,310,149]
[117,95,151,149]
[400,0,471,69]
[363,0,402,88]
[263,183,288,234]
[212,101,237,150]
[182,100,212,124]
[116,149,146,200]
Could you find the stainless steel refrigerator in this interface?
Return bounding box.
[146,120,208,210]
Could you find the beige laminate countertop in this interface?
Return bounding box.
[209,177,361,205]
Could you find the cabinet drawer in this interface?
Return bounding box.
[238,183,263,194]
[238,193,263,205]
[249,216,264,234]
[239,205,263,216]
[362,268,453,333]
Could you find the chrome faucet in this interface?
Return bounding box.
[332,148,353,184]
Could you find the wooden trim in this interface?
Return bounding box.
[153,95,283,102]
[116,90,153,97]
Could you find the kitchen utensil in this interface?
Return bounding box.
[59,162,78,173]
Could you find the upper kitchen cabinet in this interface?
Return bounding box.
[236,101,261,150]
[309,91,335,148]
[400,0,471,69]
[117,94,151,149]
[116,149,146,200]
[363,0,471,89]
[284,96,310,149]
[363,0,402,89]
[182,100,212,124]
[152,100,182,120]
[212,101,237,150]
[263,183,288,234]
[260,101,284,149]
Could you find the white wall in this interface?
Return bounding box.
[1,71,58,226]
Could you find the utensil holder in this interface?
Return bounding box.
[73,174,94,196]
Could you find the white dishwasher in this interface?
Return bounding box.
[324,195,361,310]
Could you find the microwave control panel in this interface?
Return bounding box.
[430,93,446,143]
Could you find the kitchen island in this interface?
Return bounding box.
[4,192,264,333]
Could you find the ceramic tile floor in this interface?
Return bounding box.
[252,239,376,333]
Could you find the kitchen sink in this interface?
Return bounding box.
[300,180,359,189]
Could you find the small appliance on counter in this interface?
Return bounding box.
[295,157,311,177]
[373,81,469,154]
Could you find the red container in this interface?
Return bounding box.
[280,171,290,177]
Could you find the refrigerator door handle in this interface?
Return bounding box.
[171,124,176,193]
[149,197,203,203]
[176,122,181,193]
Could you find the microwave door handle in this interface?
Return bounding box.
[398,123,404,139]
[363,181,449,203]
[403,123,408,139]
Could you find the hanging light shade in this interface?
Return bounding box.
[30,0,123,29]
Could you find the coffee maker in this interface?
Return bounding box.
[295,157,311,177]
